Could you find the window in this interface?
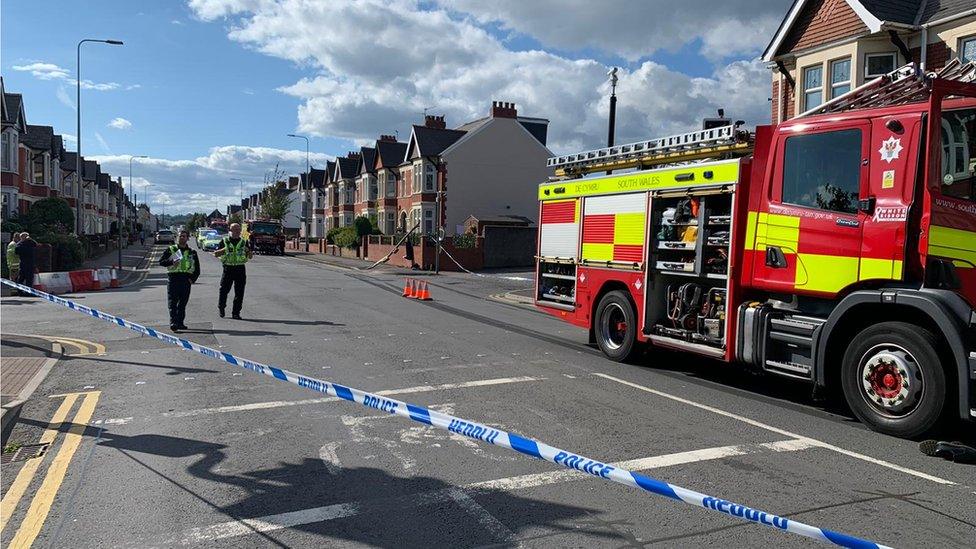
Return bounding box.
[32,152,45,184]
[865,52,896,78]
[962,37,976,63]
[830,58,851,99]
[802,65,823,111]
[386,173,396,197]
[369,176,378,201]
[782,129,862,214]
[424,208,434,234]
[1,131,9,171]
[386,212,394,234]
[425,171,434,191]
[940,108,975,202]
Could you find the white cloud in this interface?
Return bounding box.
[171,19,184,25]
[89,145,332,213]
[56,85,76,110]
[11,61,131,91]
[107,117,133,130]
[12,62,70,80]
[190,0,775,153]
[94,132,112,153]
[439,0,789,62]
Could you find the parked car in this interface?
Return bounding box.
[156,229,175,245]
[196,229,217,248]
[200,232,223,251]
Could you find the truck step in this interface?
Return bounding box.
[764,360,812,378]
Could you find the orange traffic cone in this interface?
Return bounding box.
[402,277,413,298]
[417,281,432,301]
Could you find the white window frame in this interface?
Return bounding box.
[961,36,976,63]
[829,57,851,99]
[424,168,434,192]
[864,52,896,79]
[1,130,11,172]
[802,65,823,111]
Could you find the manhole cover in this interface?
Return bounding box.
[1,443,48,464]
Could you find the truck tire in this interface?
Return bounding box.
[840,321,947,438]
[595,290,638,362]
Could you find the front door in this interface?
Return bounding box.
[751,121,870,297]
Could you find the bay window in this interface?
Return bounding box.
[802,65,823,111]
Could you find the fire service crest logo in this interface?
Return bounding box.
[878,136,902,163]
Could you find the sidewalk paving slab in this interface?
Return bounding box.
[0,338,61,444]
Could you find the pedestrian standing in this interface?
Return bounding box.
[139,229,146,246]
[159,230,200,332]
[214,222,252,319]
[6,232,21,284]
[15,232,37,295]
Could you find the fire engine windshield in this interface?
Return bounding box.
[249,223,280,235]
[941,108,975,202]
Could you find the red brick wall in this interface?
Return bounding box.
[778,0,868,54]
[910,41,951,71]
[771,79,779,123]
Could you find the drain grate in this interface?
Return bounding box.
[1,443,48,464]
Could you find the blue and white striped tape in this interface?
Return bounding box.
[0,278,890,548]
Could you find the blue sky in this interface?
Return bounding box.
[2,0,788,213]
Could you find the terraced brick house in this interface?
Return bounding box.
[354,145,378,222]
[1,79,26,220]
[328,152,360,229]
[764,0,976,123]
[374,136,408,235]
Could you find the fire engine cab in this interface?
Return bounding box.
[535,62,976,438]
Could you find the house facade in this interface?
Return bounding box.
[764,0,976,123]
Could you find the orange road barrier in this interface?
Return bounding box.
[403,277,413,297]
[417,281,432,301]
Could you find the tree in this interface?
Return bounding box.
[26,197,74,234]
[260,188,295,221]
[229,212,243,225]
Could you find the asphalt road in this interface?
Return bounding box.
[1,247,974,548]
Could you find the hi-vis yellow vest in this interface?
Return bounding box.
[220,237,249,266]
[167,245,195,274]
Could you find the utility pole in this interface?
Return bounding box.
[76,38,123,235]
[129,154,147,237]
[116,177,123,269]
[287,134,310,251]
[606,67,618,175]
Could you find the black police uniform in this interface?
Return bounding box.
[159,244,200,331]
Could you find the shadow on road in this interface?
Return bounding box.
[60,354,219,375]
[65,424,611,547]
[240,318,345,327]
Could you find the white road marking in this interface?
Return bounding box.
[92,417,133,426]
[148,376,542,421]
[447,488,519,544]
[594,373,957,486]
[166,439,812,545]
[318,441,342,475]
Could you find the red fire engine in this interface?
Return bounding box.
[535,62,976,438]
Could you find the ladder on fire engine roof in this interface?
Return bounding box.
[547,123,755,178]
[797,59,976,118]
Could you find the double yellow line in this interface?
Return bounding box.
[0,391,100,548]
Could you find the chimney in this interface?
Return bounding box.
[347,151,361,159]
[424,114,446,129]
[379,134,397,142]
[491,100,517,118]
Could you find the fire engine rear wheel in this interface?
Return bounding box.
[841,321,947,438]
[595,291,638,362]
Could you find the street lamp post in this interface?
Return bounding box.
[287,133,310,252]
[76,38,123,235]
[129,154,147,234]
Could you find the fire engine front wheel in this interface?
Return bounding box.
[841,322,947,438]
[595,291,638,362]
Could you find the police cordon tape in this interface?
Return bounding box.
[0,277,890,549]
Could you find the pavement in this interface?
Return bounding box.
[0,250,973,548]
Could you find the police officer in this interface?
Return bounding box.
[6,232,21,284]
[214,222,252,319]
[159,229,200,332]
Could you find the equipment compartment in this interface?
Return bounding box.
[646,192,733,349]
[537,260,577,308]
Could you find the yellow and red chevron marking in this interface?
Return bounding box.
[581,194,646,264]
